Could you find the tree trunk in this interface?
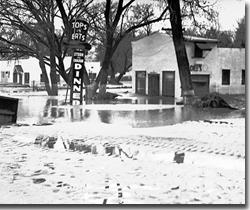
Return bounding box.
[38,57,52,95]
[82,64,91,86]
[49,47,58,96]
[94,38,113,99]
[115,63,131,83]
[48,3,58,96]
[57,56,70,85]
[116,72,125,83]
[168,0,194,103]
[109,60,117,84]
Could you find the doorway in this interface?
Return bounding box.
[191,74,210,96]
[162,71,175,97]
[136,71,146,95]
[148,73,160,96]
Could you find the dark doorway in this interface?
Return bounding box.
[162,71,175,97]
[19,73,22,84]
[13,72,17,83]
[191,74,210,97]
[24,72,30,84]
[136,71,146,95]
[148,73,159,96]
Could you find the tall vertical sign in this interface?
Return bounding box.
[69,19,89,105]
[70,50,85,105]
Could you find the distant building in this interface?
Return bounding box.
[0,57,100,87]
[131,32,245,98]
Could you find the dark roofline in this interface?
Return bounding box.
[14,64,24,73]
[162,28,218,43]
[183,35,219,43]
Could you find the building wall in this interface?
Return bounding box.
[185,42,217,66]
[132,32,245,97]
[217,48,245,94]
[0,58,41,85]
[132,33,182,98]
[0,57,101,87]
[199,47,245,94]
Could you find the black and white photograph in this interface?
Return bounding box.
[0,0,246,205]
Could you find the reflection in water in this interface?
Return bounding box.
[43,99,58,118]
[58,108,65,118]
[89,97,175,105]
[98,110,112,124]
[16,96,244,127]
[70,108,91,122]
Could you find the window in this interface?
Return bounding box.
[24,72,30,84]
[194,44,203,58]
[222,69,230,85]
[242,69,245,85]
[13,72,18,83]
[1,71,10,78]
[136,71,146,95]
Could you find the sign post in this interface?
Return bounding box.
[68,19,90,105]
[70,50,85,105]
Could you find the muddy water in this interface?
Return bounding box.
[16,96,244,128]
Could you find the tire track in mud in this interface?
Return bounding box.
[77,135,244,159]
[123,135,245,159]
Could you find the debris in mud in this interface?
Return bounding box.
[104,143,116,156]
[173,151,185,164]
[94,92,120,100]
[34,135,136,159]
[34,135,49,145]
[192,93,238,109]
[69,140,92,153]
[13,123,30,127]
[171,186,180,190]
[32,178,46,184]
[33,122,54,126]
[34,135,57,148]
[203,120,233,125]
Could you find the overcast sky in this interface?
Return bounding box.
[215,0,245,30]
[151,0,245,32]
[55,0,245,32]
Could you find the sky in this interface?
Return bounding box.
[150,0,245,32]
[54,0,245,32]
[215,0,245,30]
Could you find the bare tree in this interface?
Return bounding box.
[167,0,194,101]
[57,0,169,100]
[94,3,154,85]
[0,0,59,95]
[234,16,245,48]
[161,0,218,102]
[0,0,93,95]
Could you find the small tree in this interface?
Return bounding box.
[234,16,245,48]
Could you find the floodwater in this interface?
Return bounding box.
[16,95,244,128]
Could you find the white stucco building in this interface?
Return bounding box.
[132,32,245,98]
[0,57,100,87]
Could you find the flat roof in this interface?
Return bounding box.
[184,35,218,43]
